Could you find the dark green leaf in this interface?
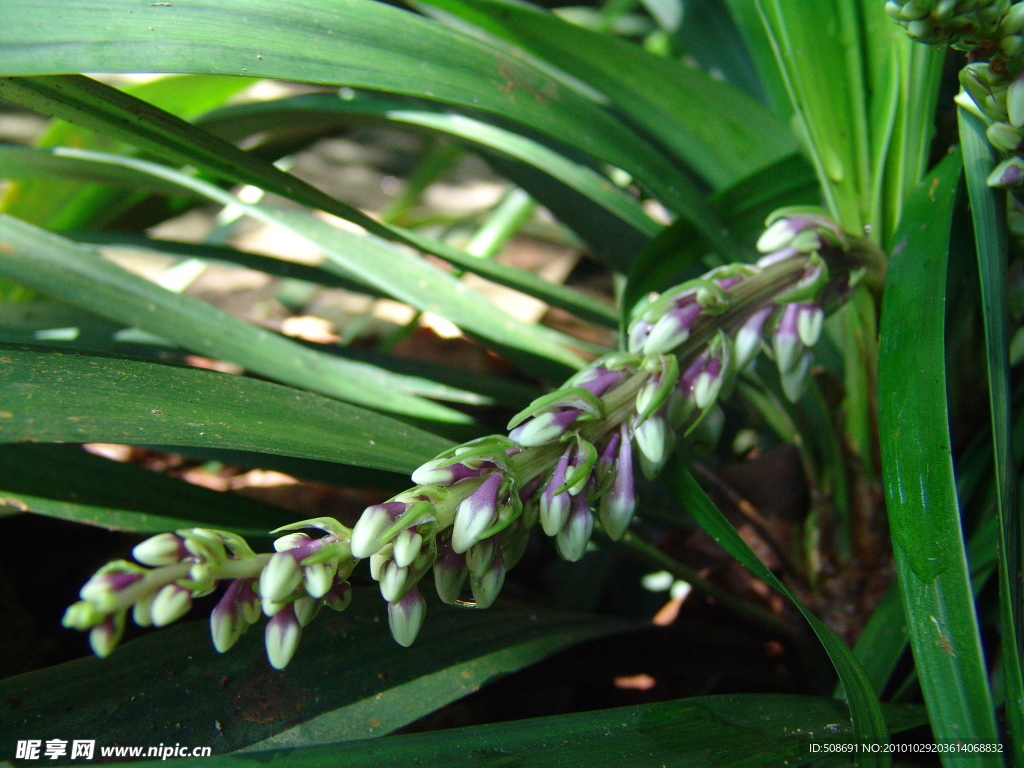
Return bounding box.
[663,457,890,767]
[878,150,1002,761]
[958,108,1023,764]
[0,589,631,752]
[0,346,453,473]
[418,0,799,191]
[0,444,292,537]
[96,692,922,767]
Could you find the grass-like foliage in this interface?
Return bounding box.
[0,1,1020,766]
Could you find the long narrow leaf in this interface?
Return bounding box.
[0,214,476,422]
[0,589,630,752]
[878,151,1002,765]
[0,76,618,333]
[199,93,660,241]
[0,444,292,537]
[0,346,453,472]
[663,456,890,768]
[50,148,591,368]
[1,74,252,230]
[959,108,1023,764]
[417,0,798,191]
[0,0,735,254]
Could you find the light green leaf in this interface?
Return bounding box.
[0,0,731,252]
[0,76,615,338]
[0,214,475,422]
[419,0,799,190]
[1,74,252,230]
[43,147,595,365]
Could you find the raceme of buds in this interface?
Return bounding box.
[884,0,1010,46]
[64,522,357,667]
[889,1,1024,186]
[64,209,866,668]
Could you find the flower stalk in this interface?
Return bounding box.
[64,209,868,668]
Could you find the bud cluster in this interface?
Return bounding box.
[885,0,1011,46]
[64,210,867,668]
[887,0,1024,187]
[63,522,356,669]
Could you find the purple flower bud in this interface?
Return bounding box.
[303,560,338,599]
[635,414,671,480]
[466,536,497,578]
[757,218,810,253]
[540,447,573,536]
[556,494,594,562]
[509,408,579,447]
[574,366,626,397]
[452,472,502,553]
[596,430,621,482]
[63,601,104,631]
[433,539,469,604]
[89,612,126,659]
[379,559,410,602]
[627,319,653,353]
[265,603,302,669]
[773,303,803,374]
[392,528,424,569]
[470,548,506,609]
[133,533,187,567]
[132,593,155,627]
[388,587,426,647]
[211,579,255,653]
[600,425,637,541]
[735,306,773,370]
[150,583,193,627]
[797,304,824,347]
[350,501,407,559]
[80,568,144,612]
[643,303,702,355]
[325,580,353,612]
[273,532,312,552]
[692,339,730,410]
[635,374,662,417]
[260,551,304,603]
[411,459,486,487]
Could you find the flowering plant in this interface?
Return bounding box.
[0,1,1020,766]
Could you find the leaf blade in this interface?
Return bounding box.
[878,150,1002,764]
[0,346,453,473]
